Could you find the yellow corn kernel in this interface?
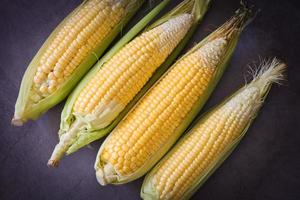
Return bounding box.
[98,37,228,181]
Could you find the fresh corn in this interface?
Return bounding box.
[48,0,211,167]
[73,14,193,116]
[95,6,252,185]
[12,0,144,126]
[141,59,286,200]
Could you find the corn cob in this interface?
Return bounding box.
[141,59,286,200]
[12,0,144,126]
[73,14,193,115]
[48,0,211,167]
[95,6,252,185]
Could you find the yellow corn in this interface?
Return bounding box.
[99,38,226,176]
[95,6,252,185]
[13,0,143,125]
[73,14,193,115]
[32,0,128,97]
[150,91,256,200]
[141,59,286,200]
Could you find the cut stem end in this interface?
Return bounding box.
[11,117,25,126]
[47,159,60,168]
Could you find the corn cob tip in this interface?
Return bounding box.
[95,163,118,185]
[11,116,25,126]
[214,3,253,40]
[251,58,286,86]
[215,58,286,125]
[47,159,60,168]
[245,58,286,99]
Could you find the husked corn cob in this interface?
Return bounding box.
[141,59,286,200]
[95,7,252,185]
[33,0,125,95]
[49,0,210,167]
[73,14,193,115]
[12,0,144,125]
[99,38,225,176]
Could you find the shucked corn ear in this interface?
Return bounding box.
[95,6,252,185]
[48,0,211,167]
[141,59,286,200]
[12,0,144,126]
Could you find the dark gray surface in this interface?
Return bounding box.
[1,0,300,199]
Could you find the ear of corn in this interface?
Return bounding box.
[95,6,253,185]
[48,0,211,167]
[141,58,286,200]
[12,0,144,126]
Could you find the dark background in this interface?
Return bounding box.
[1,0,300,199]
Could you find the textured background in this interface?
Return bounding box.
[1,0,300,199]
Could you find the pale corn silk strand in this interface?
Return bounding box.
[150,59,286,200]
[98,37,228,179]
[48,13,193,167]
[30,0,127,102]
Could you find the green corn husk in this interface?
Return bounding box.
[48,0,211,167]
[141,58,286,200]
[12,0,144,126]
[94,5,253,185]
